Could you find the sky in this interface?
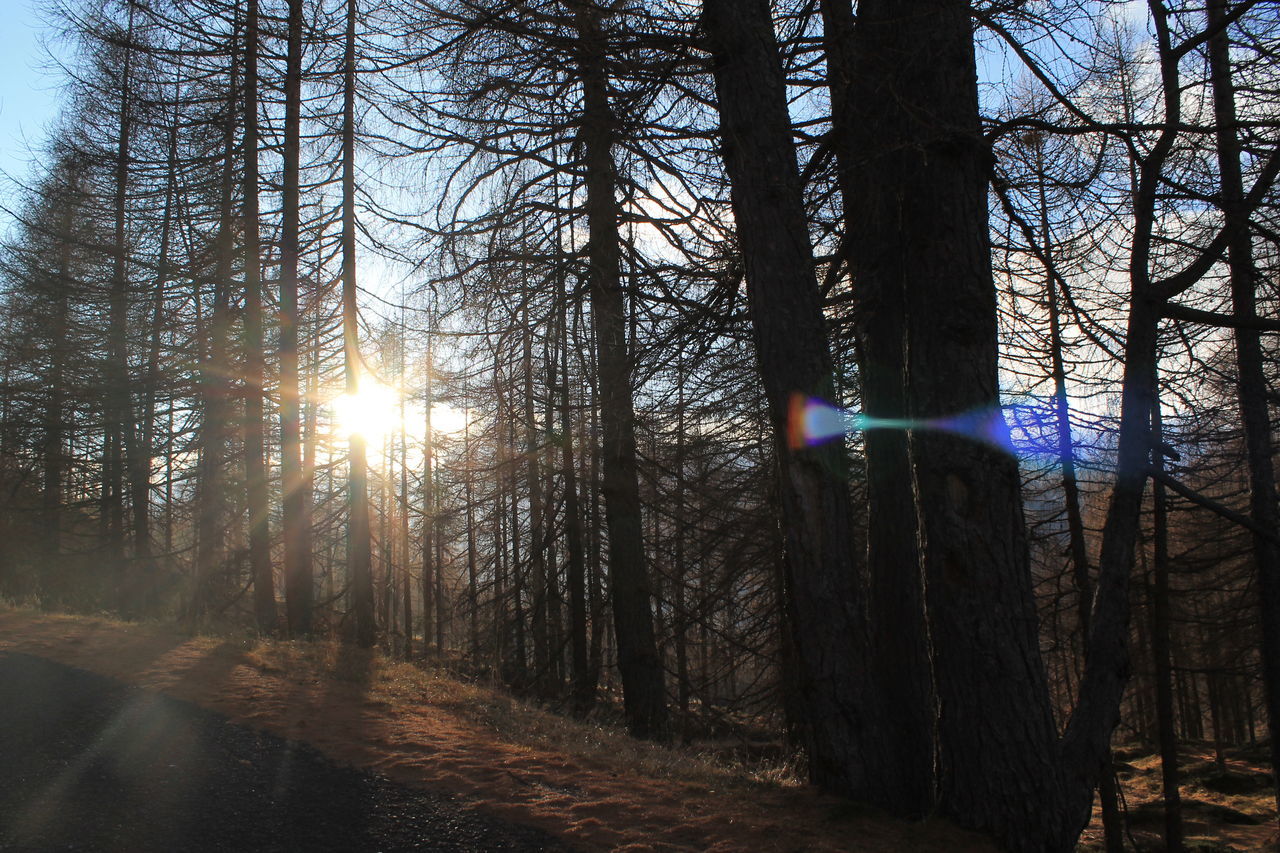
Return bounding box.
[0,0,66,217]
[0,0,1151,238]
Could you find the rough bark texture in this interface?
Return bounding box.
[848,5,1065,846]
[574,0,667,740]
[703,0,872,796]
[825,0,936,815]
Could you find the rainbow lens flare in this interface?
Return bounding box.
[788,393,1065,463]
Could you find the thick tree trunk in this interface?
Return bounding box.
[823,0,936,815]
[1207,0,1280,818]
[573,0,667,739]
[703,0,872,794]
[848,6,1065,845]
[280,0,314,637]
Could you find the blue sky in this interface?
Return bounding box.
[0,0,66,210]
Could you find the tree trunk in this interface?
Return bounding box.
[280,0,314,637]
[343,0,376,648]
[244,0,277,634]
[194,28,240,621]
[523,303,550,691]
[824,0,937,814]
[703,0,871,794]
[1150,381,1184,852]
[573,0,666,739]
[422,330,435,655]
[1033,139,1126,851]
[1207,0,1280,818]
[107,2,137,606]
[560,289,592,717]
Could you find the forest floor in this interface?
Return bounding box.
[1078,742,1278,852]
[0,608,991,852]
[3,608,1274,852]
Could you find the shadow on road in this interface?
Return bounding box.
[0,651,570,852]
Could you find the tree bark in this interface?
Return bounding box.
[560,288,592,717]
[281,0,314,637]
[523,303,550,691]
[573,0,666,739]
[244,0,278,635]
[1207,0,1280,818]
[824,0,936,814]
[1149,382,1184,852]
[703,0,872,794]
[194,26,240,621]
[343,0,376,649]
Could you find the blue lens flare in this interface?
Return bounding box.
[789,393,1070,464]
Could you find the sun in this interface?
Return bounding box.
[331,380,400,445]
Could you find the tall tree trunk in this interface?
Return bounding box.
[422,330,435,654]
[573,0,666,739]
[703,0,871,792]
[560,289,591,716]
[523,303,550,691]
[106,2,136,604]
[244,0,278,634]
[343,0,376,648]
[1149,380,1184,852]
[280,0,313,637]
[43,170,77,604]
[849,3,1069,846]
[465,404,479,658]
[672,352,689,738]
[1033,138,1126,851]
[194,27,240,621]
[1207,0,1280,817]
[400,340,413,657]
[822,0,934,809]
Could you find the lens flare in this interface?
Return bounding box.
[787,393,1067,463]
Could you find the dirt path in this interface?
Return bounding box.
[0,650,567,852]
[0,609,991,852]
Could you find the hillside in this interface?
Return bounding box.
[0,608,993,852]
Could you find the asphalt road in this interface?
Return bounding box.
[0,651,572,852]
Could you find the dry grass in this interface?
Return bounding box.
[0,606,994,852]
[245,638,795,787]
[1079,743,1278,851]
